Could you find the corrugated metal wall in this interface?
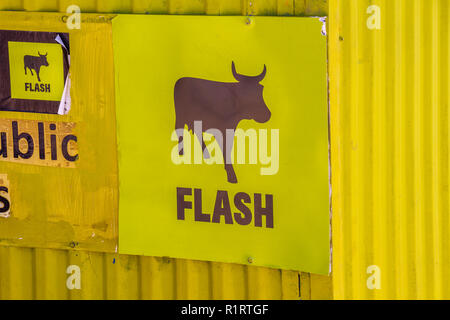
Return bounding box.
[6,0,449,301]
[330,0,450,299]
[0,0,332,300]
[0,242,333,300]
[0,246,303,299]
[0,0,328,16]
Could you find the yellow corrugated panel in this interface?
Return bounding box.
[0,0,328,16]
[330,0,450,299]
[0,246,305,299]
[0,0,332,300]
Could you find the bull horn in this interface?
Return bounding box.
[254,64,267,82]
[38,51,41,55]
[231,61,245,82]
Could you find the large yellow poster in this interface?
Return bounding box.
[113,15,329,274]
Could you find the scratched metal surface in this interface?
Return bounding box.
[0,246,298,299]
[0,0,332,300]
[0,0,328,16]
[0,245,332,299]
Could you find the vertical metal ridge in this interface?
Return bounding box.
[0,0,327,16]
[403,0,419,299]
[393,0,409,300]
[384,0,397,299]
[442,0,450,300]
[430,0,442,300]
[372,0,390,299]
[412,0,427,298]
[348,0,367,299]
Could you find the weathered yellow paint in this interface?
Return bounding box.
[300,272,333,300]
[0,0,332,300]
[0,0,328,16]
[0,246,304,300]
[329,0,450,299]
[0,12,118,252]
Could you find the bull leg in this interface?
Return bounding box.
[30,68,34,76]
[195,132,210,159]
[222,134,237,184]
[178,134,184,156]
[225,164,237,184]
[24,66,27,75]
[175,120,186,156]
[175,122,184,156]
[36,71,41,82]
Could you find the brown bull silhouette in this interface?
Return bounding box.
[24,52,49,82]
[174,62,271,184]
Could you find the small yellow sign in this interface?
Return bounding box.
[8,41,65,101]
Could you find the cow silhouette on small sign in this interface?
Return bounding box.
[24,52,49,82]
[174,62,271,184]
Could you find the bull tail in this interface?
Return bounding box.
[175,120,184,156]
[178,135,184,156]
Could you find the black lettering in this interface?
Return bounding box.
[0,132,7,158]
[62,135,78,162]
[12,121,34,159]
[194,189,210,222]
[254,194,274,228]
[38,122,45,160]
[212,191,233,224]
[49,124,57,160]
[234,192,252,226]
[0,186,10,214]
[45,84,50,92]
[177,187,192,220]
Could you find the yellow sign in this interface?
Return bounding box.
[113,15,329,274]
[8,41,65,101]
